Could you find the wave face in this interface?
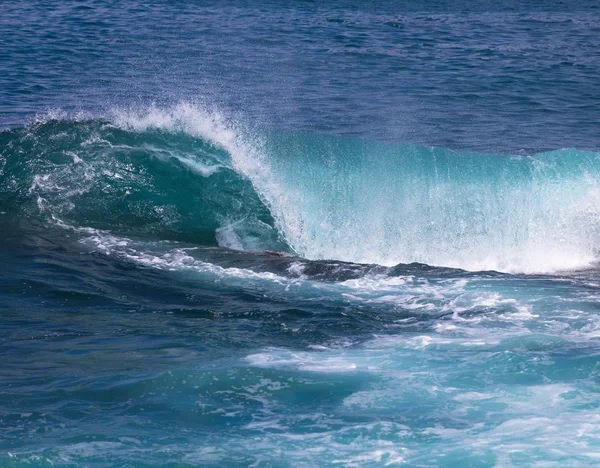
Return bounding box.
[0,110,287,252]
[2,105,600,273]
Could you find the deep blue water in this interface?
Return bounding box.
[2,1,600,466]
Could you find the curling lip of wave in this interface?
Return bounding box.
[0,109,288,252]
[2,104,600,274]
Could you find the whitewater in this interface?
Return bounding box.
[2,1,600,467]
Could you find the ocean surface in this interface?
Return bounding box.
[2,1,600,466]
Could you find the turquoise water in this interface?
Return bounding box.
[2,1,600,467]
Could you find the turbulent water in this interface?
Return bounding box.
[2,1,600,467]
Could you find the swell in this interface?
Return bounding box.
[2,104,600,274]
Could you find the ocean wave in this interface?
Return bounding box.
[2,103,600,274]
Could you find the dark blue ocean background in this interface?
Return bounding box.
[2,1,600,466]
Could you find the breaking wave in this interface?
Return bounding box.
[2,103,599,273]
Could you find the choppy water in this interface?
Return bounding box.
[2,1,600,467]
